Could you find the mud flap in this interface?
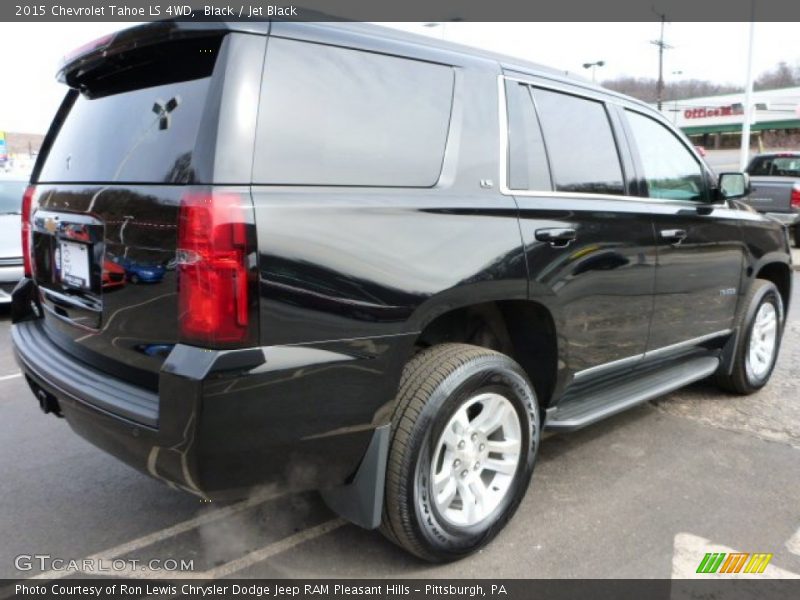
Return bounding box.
[11,278,42,324]
[321,424,390,530]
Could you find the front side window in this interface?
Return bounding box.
[625,110,706,201]
[531,88,625,196]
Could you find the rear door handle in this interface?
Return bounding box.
[660,228,688,245]
[535,227,577,247]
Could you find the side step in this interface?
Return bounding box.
[545,355,720,432]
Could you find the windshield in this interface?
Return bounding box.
[0,180,26,214]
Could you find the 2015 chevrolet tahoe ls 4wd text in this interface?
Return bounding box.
[11,20,793,562]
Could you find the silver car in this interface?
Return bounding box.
[0,176,27,304]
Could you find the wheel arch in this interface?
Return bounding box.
[408,299,560,411]
[754,260,792,316]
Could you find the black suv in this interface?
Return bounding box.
[11,21,792,562]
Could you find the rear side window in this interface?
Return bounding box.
[748,156,800,177]
[253,39,454,187]
[625,110,706,201]
[531,88,624,196]
[37,37,221,184]
[505,81,551,191]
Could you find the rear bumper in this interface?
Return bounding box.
[11,315,412,500]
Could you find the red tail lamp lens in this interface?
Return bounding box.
[177,192,252,346]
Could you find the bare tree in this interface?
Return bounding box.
[754,61,800,90]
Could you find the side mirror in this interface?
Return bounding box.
[717,172,750,201]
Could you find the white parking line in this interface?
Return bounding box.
[788,526,800,556]
[119,518,346,581]
[0,373,21,382]
[29,488,286,580]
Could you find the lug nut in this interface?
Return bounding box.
[458,440,466,450]
[453,459,461,467]
[479,443,485,451]
[471,433,478,442]
[474,461,481,470]
[461,470,469,478]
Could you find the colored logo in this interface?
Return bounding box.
[696,552,773,574]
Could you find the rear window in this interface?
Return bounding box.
[748,156,800,177]
[253,38,455,187]
[0,180,26,214]
[37,37,220,184]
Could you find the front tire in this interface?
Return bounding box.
[793,224,800,248]
[716,279,784,394]
[380,343,540,562]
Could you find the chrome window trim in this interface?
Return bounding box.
[572,329,732,381]
[497,74,636,202]
[496,74,722,208]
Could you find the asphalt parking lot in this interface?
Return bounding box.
[0,274,798,580]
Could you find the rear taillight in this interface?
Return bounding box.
[177,190,255,347]
[791,184,800,210]
[21,185,36,278]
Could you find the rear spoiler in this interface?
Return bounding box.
[57,19,264,88]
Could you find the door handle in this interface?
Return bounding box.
[535,227,577,247]
[660,228,688,245]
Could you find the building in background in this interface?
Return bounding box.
[0,131,44,173]
[660,87,800,150]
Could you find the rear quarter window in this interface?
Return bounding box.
[253,38,455,187]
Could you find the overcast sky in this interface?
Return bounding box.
[1,21,798,133]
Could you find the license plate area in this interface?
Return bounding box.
[57,240,92,291]
[32,210,105,327]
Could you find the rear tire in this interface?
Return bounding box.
[793,225,800,248]
[380,343,539,562]
[715,279,784,395]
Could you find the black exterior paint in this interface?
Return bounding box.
[11,21,793,503]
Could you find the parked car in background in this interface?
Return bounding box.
[10,20,793,562]
[0,175,27,304]
[101,259,126,289]
[745,152,800,246]
[115,256,167,284]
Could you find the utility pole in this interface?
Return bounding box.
[650,12,673,111]
[739,18,756,171]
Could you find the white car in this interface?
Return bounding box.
[0,175,27,304]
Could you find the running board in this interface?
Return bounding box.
[545,355,720,432]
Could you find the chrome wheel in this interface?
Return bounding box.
[747,301,778,380]
[430,392,522,527]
